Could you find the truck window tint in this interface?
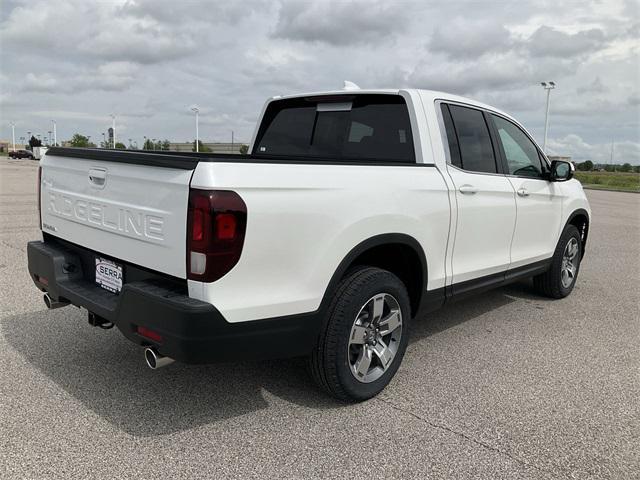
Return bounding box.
[448,105,497,174]
[492,115,545,178]
[441,104,462,168]
[254,95,415,163]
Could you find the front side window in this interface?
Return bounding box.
[492,115,546,178]
[447,104,497,174]
[254,95,415,163]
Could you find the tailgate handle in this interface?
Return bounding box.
[88,168,107,187]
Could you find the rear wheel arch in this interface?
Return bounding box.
[321,234,427,318]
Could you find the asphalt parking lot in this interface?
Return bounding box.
[1,157,638,479]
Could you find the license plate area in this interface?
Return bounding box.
[95,257,123,294]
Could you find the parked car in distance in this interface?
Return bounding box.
[9,149,35,159]
[27,84,590,401]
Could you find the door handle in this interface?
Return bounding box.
[459,184,478,194]
[517,188,529,197]
[88,168,107,187]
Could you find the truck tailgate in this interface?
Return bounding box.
[40,153,193,278]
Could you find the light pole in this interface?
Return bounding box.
[540,81,556,153]
[231,130,234,152]
[48,131,52,145]
[52,120,57,146]
[10,122,15,152]
[191,106,199,152]
[110,114,116,148]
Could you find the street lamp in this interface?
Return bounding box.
[10,122,15,152]
[540,81,556,153]
[51,120,57,146]
[191,106,199,152]
[110,114,116,148]
[48,131,52,145]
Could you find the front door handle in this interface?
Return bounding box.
[459,184,478,194]
[517,188,529,197]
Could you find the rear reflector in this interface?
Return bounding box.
[36,275,48,286]
[137,326,163,343]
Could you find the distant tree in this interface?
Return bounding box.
[69,134,92,148]
[239,144,249,154]
[577,160,594,171]
[143,139,154,150]
[634,165,640,173]
[114,142,127,149]
[620,163,632,172]
[193,140,211,153]
[161,139,171,151]
[28,135,42,148]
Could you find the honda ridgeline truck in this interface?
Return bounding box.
[27,86,590,401]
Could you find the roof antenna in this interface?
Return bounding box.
[343,80,361,91]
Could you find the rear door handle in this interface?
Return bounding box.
[459,184,478,194]
[517,188,529,197]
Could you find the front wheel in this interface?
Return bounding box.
[308,267,411,402]
[534,224,582,298]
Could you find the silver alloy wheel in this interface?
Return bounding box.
[561,237,580,288]
[348,293,403,383]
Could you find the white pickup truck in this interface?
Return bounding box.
[28,87,590,401]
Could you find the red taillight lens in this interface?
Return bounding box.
[137,326,163,343]
[191,196,208,242]
[186,189,247,282]
[215,213,237,240]
[37,166,42,228]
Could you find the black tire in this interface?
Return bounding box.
[534,224,582,299]
[308,266,411,402]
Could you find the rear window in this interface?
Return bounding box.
[253,95,415,163]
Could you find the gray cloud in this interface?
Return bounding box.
[0,0,638,163]
[526,26,608,58]
[272,0,413,45]
[429,18,513,59]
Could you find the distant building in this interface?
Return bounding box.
[0,140,11,152]
[168,142,246,154]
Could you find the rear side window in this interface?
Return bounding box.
[254,95,415,163]
[446,104,497,174]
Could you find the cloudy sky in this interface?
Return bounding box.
[1,0,638,163]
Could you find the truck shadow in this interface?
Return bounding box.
[2,280,540,438]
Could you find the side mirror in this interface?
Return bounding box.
[550,160,574,182]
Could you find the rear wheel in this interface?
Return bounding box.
[534,225,582,298]
[308,267,411,402]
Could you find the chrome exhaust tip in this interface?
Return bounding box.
[43,293,68,310]
[144,347,174,370]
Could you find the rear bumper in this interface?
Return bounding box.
[27,239,320,364]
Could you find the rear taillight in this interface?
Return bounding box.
[186,189,247,282]
[37,166,42,229]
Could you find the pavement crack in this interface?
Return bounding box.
[375,396,567,479]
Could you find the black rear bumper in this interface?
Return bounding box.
[27,239,320,364]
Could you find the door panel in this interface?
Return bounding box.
[507,177,563,267]
[441,103,517,286]
[447,167,517,284]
